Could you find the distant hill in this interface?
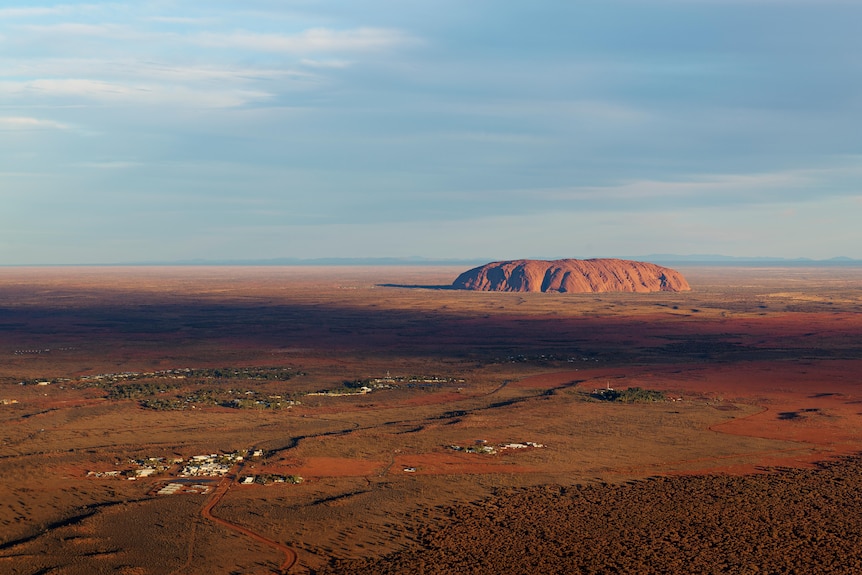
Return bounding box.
[634,255,862,267]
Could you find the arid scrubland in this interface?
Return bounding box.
[2,265,862,574]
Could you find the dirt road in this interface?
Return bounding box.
[201,469,298,574]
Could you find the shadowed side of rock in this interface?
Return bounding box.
[452,258,691,293]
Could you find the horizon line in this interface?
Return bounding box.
[2,254,861,268]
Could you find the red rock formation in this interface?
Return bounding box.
[452,258,690,293]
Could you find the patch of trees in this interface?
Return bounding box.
[139,388,220,410]
[223,396,294,410]
[343,378,373,389]
[139,398,184,411]
[138,387,297,411]
[59,366,304,391]
[590,386,666,403]
[185,367,305,381]
[107,381,177,400]
[254,474,303,485]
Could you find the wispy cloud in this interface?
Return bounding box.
[72,161,142,169]
[133,62,314,83]
[508,163,862,210]
[0,116,69,130]
[0,4,101,18]
[0,78,272,108]
[145,16,216,25]
[557,171,809,202]
[192,27,414,54]
[1,57,309,84]
[300,58,352,69]
[7,78,139,99]
[431,131,548,145]
[0,53,314,111]
[17,21,163,42]
[446,99,652,126]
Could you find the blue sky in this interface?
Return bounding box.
[2,0,861,264]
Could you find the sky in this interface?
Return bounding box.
[2,0,862,264]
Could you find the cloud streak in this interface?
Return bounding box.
[541,171,812,204]
[191,27,414,54]
[0,116,70,130]
[0,76,273,108]
[0,4,101,18]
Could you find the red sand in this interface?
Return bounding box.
[513,359,862,474]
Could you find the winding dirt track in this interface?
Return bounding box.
[201,469,298,574]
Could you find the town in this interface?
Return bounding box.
[86,449,303,493]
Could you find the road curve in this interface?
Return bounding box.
[201,470,298,574]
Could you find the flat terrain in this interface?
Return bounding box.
[1,265,862,574]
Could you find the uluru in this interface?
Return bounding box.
[452,258,691,293]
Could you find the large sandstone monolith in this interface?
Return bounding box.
[452,258,690,293]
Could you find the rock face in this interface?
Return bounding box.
[452,258,690,293]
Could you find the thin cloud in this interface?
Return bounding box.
[0,5,101,18]
[192,27,414,54]
[300,58,352,69]
[512,172,806,208]
[0,116,69,130]
[431,131,548,145]
[511,165,862,209]
[146,16,216,25]
[134,62,315,83]
[19,22,155,41]
[0,78,272,108]
[72,161,142,169]
[570,171,809,201]
[445,99,652,126]
[1,58,310,84]
[11,78,139,99]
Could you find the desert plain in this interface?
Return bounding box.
[2,264,862,574]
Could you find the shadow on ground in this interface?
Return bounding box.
[378,284,456,290]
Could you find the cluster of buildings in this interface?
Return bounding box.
[447,440,547,455]
[240,473,303,485]
[310,372,467,398]
[12,347,70,355]
[87,450,265,481]
[179,451,249,477]
[500,441,546,450]
[307,387,374,397]
[87,456,178,479]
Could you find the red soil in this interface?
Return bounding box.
[393,453,536,476]
[511,359,862,474]
[202,471,297,574]
[272,457,383,479]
